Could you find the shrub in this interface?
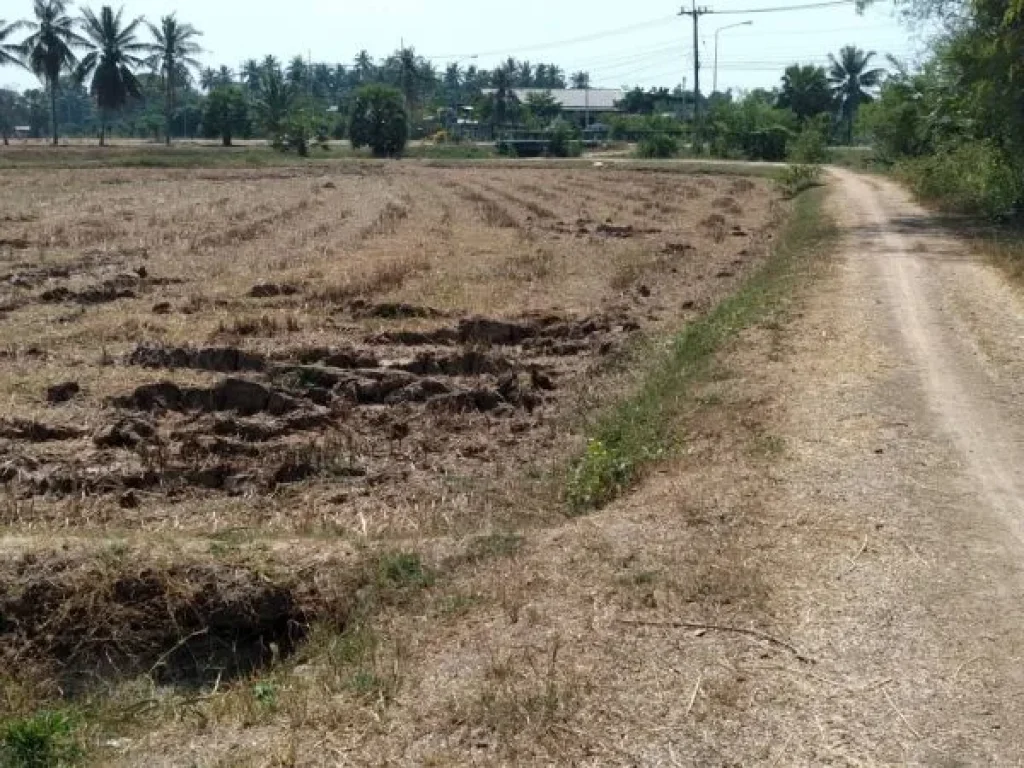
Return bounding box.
[743,126,792,161]
[276,111,314,157]
[788,125,828,164]
[609,114,685,141]
[349,85,408,158]
[636,133,678,159]
[1,711,82,767]
[567,438,632,512]
[898,140,1023,218]
[780,164,823,197]
[547,120,582,158]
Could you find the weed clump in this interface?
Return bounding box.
[1,710,82,768]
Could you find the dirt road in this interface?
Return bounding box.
[739,169,1024,763]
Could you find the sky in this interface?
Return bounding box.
[1,0,928,94]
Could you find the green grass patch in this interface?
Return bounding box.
[1,710,83,767]
[566,186,836,513]
[374,551,434,594]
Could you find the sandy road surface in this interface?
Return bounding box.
[747,169,1024,763]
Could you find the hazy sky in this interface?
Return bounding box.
[1,0,924,94]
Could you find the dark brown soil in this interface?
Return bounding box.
[0,550,354,688]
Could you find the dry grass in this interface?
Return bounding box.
[0,160,791,765]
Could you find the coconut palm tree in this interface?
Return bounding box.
[1,19,28,146]
[255,62,292,137]
[394,47,419,109]
[144,14,202,145]
[571,71,591,90]
[828,45,885,144]
[779,64,833,125]
[75,5,145,146]
[0,19,26,68]
[20,0,88,146]
[240,58,260,93]
[354,50,373,83]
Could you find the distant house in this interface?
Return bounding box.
[482,88,626,126]
[13,126,31,139]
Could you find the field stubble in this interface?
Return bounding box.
[0,161,784,762]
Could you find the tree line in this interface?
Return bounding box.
[0,0,602,147]
[857,0,1024,217]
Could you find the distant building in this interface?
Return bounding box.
[13,126,31,139]
[481,88,626,126]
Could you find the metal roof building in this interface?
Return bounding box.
[482,88,625,112]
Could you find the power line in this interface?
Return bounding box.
[425,15,678,60]
[709,0,856,14]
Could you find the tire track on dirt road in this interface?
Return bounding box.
[835,168,1024,533]
[755,169,1024,763]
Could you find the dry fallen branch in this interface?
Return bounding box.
[684,674,702,717]
[617,618,816,664]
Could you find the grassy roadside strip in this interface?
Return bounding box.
[567,185,837,512]
[966,229,1024,285]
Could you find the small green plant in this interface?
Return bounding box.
[567,438,633,512]
[779,164,823,197]
[376,551,433,590]
[251,681,278,710]
[636,133,678,159]
[1,711,82,767]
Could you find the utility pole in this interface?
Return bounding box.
[680,0,710,154]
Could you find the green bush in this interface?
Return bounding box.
[274,109,318,157]
[567,438,633,512]
[636,133,678,159]
[707,96,797,161]
[779,164,823,197]
[1,711,82,767]
[609,114,686,142]
[547,120,582,157]
[744,126,792,162]
[898,140,1023,218]
[349,85,408,158]
[788,125,829,164]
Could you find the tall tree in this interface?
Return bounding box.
[570,71,591,89]
[0,19,26,67]
[443,62,461,103]
[519,60,534,87]
[778,64,834,124]
[255,62,292,137]
[286,54,307,89]
[393,47,419,109]
[828,46,885,143]
[199,65,215,91]
[217,65,234,87]
[490,63,512,130]
[144,13,202,145]
[75,5,145,146]
[20,0,88,145]
[354,49,373,83]
[0,20,27,145]
[240,57,261,94]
